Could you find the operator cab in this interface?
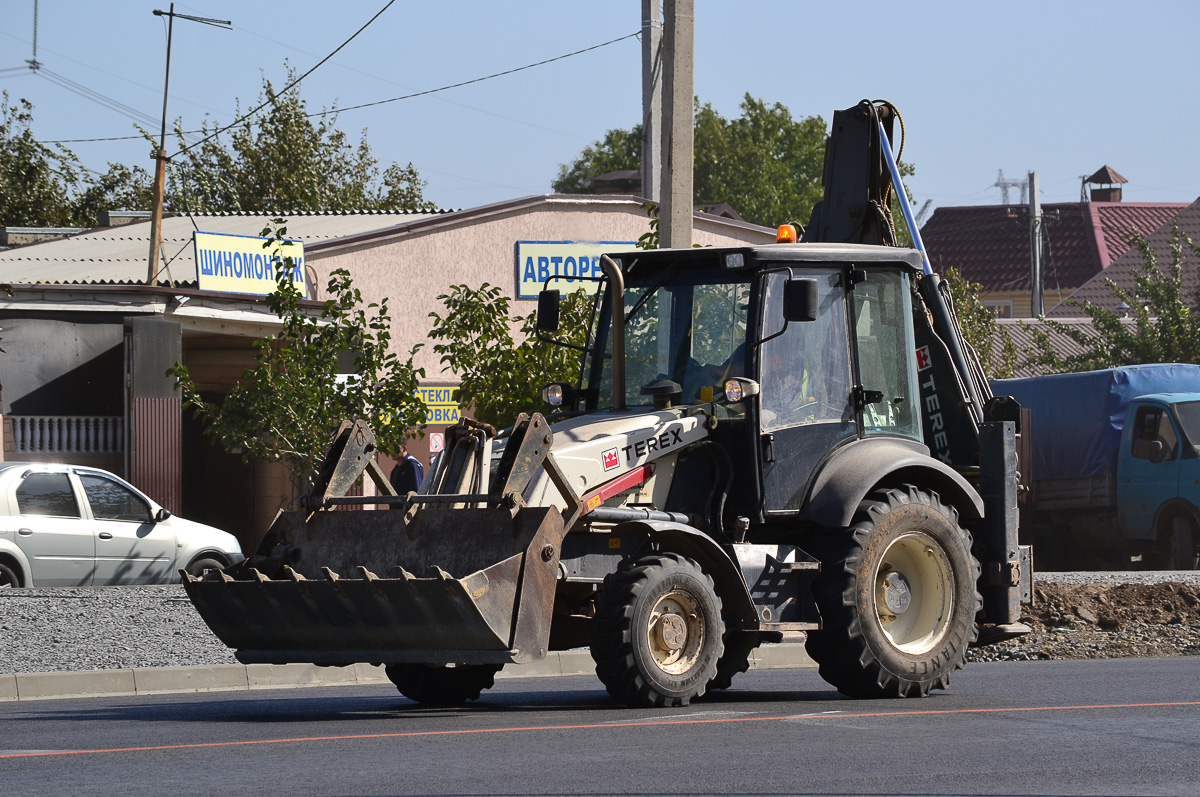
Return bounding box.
[539,242,926,528]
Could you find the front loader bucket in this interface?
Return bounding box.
[184,505,566,666]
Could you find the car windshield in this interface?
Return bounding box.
[591,262,752,407]
[1172,400,1200,448]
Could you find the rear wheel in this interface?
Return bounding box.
[1164,517,1198,570]
[384,663,503,706]
[592,552,724,707]
[805,486,980,698]
[0,562,20,589]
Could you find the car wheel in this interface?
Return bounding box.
[0,562,21,589]
[183,557,225,581]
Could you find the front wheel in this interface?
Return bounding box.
[592,553,724,707]
[384,663,503,706]
[805,486,980,698]
[183,557,225,581]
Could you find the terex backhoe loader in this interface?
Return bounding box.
[185,101,1032,708]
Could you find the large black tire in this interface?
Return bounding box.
[0,562,21,589]
[384,663,503,706]
[592,552,725,707]
[705,631,761,693]
[805,486,981,699]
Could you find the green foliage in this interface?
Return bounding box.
[556,94,919,233]
[552,126,643,194]
[169,65,435,213]
[168,219,427,488]
[72,162,154,225]
[428,284,593,429]
[0,91,82,227]
[941,267,1017,378]
[1026,225,1200,372]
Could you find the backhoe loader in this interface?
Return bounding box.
[185,101,1031,707]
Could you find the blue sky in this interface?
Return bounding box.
[2,1,1197,218]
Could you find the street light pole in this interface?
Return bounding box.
[147,5,231,286]
[147,3,175,286]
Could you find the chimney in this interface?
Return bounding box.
[1084,165,1127,203]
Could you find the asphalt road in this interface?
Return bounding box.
[1,658,1198,796]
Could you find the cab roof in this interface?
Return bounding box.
[613,242,925,274]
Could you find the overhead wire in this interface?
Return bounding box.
[172,0,396,158]
[38,30,639,147]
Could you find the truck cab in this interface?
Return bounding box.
[1118,393,1200,567]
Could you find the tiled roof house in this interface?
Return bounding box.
[1049,197,1200,317]
[921,199,1186,318]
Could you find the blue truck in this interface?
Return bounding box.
[993,364,1200,570]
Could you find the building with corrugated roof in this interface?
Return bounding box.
[0,195,773,543]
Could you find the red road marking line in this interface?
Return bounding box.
[4,700,1199,759]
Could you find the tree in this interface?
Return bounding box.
[427,284,594,429]
[556,94,920,233]
[168,66,435,214]
[1026,225,1200,372]
[169,219,427,488]
[0,91,83,227]
[941,267,1017,378]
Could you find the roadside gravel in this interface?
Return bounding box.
[1,572,1199,674]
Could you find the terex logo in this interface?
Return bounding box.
[915,345,932,371]
[601,448,620,471]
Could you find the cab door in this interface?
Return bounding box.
[1119,402,1182,539]
[758,268,856,511]
[12,470,95,586]
[79,472,176,584]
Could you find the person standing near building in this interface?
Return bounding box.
[390,442,424,496]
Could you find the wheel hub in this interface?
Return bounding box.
[654,613,688,650]
[647,589,705,675]
[880,570,912,614]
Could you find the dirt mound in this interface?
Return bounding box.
[971,582,1200,662]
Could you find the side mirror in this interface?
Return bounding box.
[1149,440,1165,464]
[154,507,172,523]
[537,289,561,333]
[783,278,818,323]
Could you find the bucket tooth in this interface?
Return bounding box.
[284,566,306,582]
[322,567,341,581]
[357,565,380,581]
[432,566,455,581]
[218,569,235,583]
[250,568,269,583]
[389,566,417,580]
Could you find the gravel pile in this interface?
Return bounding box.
[0,585,238,674]
[1,573,1199,675]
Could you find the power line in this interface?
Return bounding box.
[172,0,396,158]
[36,66,160,127]
[37,31,638,147]
[323,32,640,117]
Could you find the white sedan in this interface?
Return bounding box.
[0,462,245,588]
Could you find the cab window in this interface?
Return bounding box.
[16,473,81,518]
[1131,406,1178,461]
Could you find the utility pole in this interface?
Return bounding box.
[659,0,693,249]
[640,0,662,203]
[1029,170,1044,317]
[147,5,230,286]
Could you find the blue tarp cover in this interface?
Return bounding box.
[991,364,1200,480]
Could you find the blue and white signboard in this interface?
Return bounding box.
[516,240,636,299]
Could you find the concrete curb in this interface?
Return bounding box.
[0,644,815,702]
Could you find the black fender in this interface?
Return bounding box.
[1149,499,1200,543]
[609,520,758,626]
[801,437,984,528]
